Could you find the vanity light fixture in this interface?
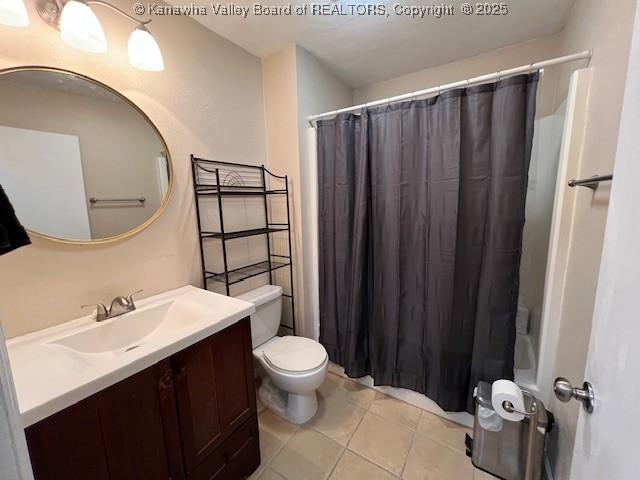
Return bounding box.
[128,24,164,72]
[0,0,29,27]
[36,0,164,71]
[59,0,106,53]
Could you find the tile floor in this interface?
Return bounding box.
[250,371,497,480]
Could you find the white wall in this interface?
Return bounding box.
[294,46,353,339]
[547,1,637,477]
[261,45,302,332]
[0,0,267,338]
[0,126,90,240]
[353,34,562,107]
[571,5,640,477]
[262,45,353,337]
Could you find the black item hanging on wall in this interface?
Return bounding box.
[317,73,539,413]
[0,184,30,255]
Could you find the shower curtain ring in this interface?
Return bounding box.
[528,63,534,74]
[497,70,502,81]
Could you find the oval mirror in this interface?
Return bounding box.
[0,67,172,243]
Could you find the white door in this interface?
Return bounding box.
[0,125,91,239]
[569,5,640,479]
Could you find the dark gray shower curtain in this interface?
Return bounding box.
[318,73,538,412]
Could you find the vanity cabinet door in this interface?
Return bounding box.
[25,359,181,480]
[25,396,110,480]
[211,317,256,435]
[172,317,257,475]
[172,333,225,473]
[97,359,183,480]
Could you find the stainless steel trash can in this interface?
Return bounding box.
[469,382,553,480]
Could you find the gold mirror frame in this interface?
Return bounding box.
[0,66,173,245]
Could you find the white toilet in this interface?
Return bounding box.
[237,285,328,424]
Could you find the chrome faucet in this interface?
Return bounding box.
[82,290,143,322]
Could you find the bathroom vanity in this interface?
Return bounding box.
[6,286,260,480]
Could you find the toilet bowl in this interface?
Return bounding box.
[236,285,328,424]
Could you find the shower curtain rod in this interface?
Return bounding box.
[308,50,592,125]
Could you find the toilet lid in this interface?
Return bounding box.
[263,336,327,373]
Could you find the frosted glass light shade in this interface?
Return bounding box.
[128,26,164,72]
[0,0,29,27]
[59,0,106,53]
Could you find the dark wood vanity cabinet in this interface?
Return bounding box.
[25,317,260,480]
[173,317,257,474]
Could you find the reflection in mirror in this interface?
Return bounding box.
[0,68,171,242]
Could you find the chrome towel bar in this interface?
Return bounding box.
[568,174,613,190]
[89,196,146,204]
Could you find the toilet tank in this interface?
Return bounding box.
[236,285,283,348]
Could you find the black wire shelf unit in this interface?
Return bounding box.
[191,156,296,335]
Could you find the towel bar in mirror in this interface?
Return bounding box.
[0,66,173,244]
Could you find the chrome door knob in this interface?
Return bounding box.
[553,377,595,413]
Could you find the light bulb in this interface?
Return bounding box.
[0,0,29,27]
[128,25,164,72]
[59,0,106,53]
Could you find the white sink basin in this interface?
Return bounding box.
[50,299,201,355]
[6,285,255,428]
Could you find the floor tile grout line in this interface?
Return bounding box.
[412,428,472,458]
[361,408,416,435]
[256,424,290,476]
[258,373,472,479]
[364,398,471,456]
[345,447,403,479]
[365,392,422,431]
[412,409,473,458]
[303,398,366,446]
[342,402,398,475]
[325,445,347,479]
[399,420,418,479]
[329,367,471,429]
[344,400,369,449]
[345,409,410,477]
[324,373,376,410]
[266,421,347,479]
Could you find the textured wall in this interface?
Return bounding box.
[353,35,562,104]
[261,45,353,337]
[0,0,267,338]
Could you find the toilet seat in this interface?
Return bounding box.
[262,336,328,374]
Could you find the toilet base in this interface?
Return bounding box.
[257,377,320,425]
[284,391,319,424]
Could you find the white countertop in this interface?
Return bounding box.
[6,285,255,428]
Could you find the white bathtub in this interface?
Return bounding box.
[515,333,537,389]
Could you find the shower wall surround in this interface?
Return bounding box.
[0,0,267,338]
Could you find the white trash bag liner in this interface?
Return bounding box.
[478,405,504,432]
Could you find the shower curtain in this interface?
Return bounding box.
[317,73,539,412]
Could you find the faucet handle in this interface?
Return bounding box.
[81,303,109,321]
[127,289,143,304]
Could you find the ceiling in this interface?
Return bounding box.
[179,0,575,87]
